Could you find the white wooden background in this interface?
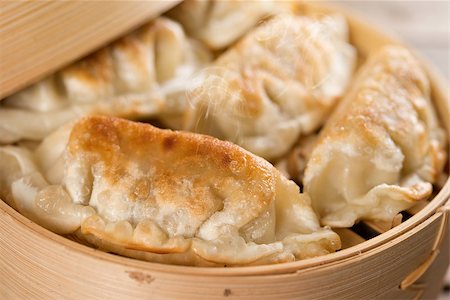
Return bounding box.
[334,1,449,298]
[336,0,449,79]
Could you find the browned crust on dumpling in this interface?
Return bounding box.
[303,46,447,227]
[68,115,275,224]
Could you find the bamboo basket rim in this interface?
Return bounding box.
[0,1,449,278]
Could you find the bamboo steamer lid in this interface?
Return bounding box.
[0,1,181,99]
[0,2,449,299]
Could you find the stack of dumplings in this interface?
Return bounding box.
[0,0,446,267]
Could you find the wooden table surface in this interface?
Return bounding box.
[337,1,449,80]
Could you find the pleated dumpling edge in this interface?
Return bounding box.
[303,45,447,228]
[0,116,340,266]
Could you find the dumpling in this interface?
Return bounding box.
[303,46,447,228]
[167,0,291,50]
[275,135,318,185]
[184,14,356,160]
[0,116,340,266]
[0,17,211,143]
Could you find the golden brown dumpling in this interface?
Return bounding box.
[0,116,340,266]
[184,14,356,160]
[303,46,447,228]
[0,17,211,143]
[167,0,290,50]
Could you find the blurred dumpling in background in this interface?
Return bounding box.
[274,135,318,186]
[0,116,340,266]
[167,0,292,50]
[184,14,356,160]
[0,17,211,144]
[303,46,447,228]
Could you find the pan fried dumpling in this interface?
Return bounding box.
[184,14,356,160]
[167,0,290,50]
[0,116,340,266]
[0,145,96,234]
[303,46,447,228]
[0,17,211,143]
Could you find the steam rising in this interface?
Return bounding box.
[183,13,356,160]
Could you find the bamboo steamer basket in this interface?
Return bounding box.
[0,2,449,299]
